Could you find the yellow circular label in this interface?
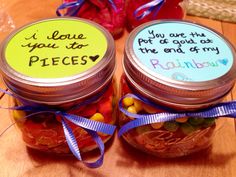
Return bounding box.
[5,18,108,78]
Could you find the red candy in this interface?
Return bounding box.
[63,0,126,38]
[126,0,185,30]
[98,97,113,122]
[79,104,97,117]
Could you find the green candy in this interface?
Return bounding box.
[181,123,196,135]
[203,118,216,128]
[164,121,179,132]
[188,117,205,125]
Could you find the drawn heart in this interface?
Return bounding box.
[89,55,100,62]
[218,58,228,65]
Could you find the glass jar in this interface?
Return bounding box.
[0,18,116,154]
[126,0,188,30]
[58,0,126,38]
[119,20,236,157]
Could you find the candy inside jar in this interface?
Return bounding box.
[57,0,126,38]
[126,0,188,30]
[119,20,236,157]
[0,18,117,167]
[11,79,117,153]
[119,75,217,157]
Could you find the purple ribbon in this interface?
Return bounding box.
[56,0,117,16]
[134,0,165,20]
[118,93,236,137]
[0,88,116,168]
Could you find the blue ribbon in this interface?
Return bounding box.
[56,0,117,17]
[134,0,165,20]
[56,0,85,16]
[118,93,236,137]
[108,0,118,12]
[0,88,116,168]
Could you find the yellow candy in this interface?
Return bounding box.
[122,97,134,107]
[90,113,107,137]
[127,106,137,114]
[134,99,143,112]
[176,117,189,123]
[151,122,164,129]
[90,113,104,122]
[13,110,26,122]
[143,104,160,114]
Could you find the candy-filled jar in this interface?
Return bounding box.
[57,0,126,38]
[126,0,188,30]
[119,20,236,157]
[0,18,117,155]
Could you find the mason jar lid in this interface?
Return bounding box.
[0,18,115,104]
[124,20,236,109]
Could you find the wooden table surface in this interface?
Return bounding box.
[0,1,236,177]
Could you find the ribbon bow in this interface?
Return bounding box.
[56,0,117,16]
[134,0,165,20]
[118,93,236,137]
[0,88,116,168]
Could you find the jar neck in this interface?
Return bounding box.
[123,74,230,111]
[12,78,114,110]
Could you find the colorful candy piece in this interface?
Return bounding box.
[90,113,105,122]
[189,117,205,125]
[163,121,179,132]
[123,97,134,107]
[176,117,188,123]
[90,113,109,137]
[180,123,195,135]
[13,110,26,122]
[127,105,137,114]
[133,99,143,112]
[151,122,164,129]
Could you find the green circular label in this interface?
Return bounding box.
[5,18,108,78]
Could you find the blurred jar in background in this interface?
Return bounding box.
[126,0,188,30]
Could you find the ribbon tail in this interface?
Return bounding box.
[83,129,105,168]
[61,118,105,168]
[61,117,82,161]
